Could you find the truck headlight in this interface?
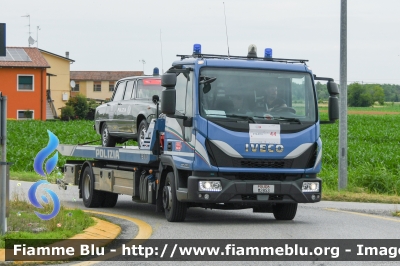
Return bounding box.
[302,182,319,192]
[199,181,222,192]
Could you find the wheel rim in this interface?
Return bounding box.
[83,174,91,200]
[102,126,109,145]
[139,125,146,147]
[163,185,172,210]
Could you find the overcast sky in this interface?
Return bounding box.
[1,0,400,84]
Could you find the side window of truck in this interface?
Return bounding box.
[175,73,188,114]
[175,71,193,142]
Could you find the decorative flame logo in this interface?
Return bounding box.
[34,130,59,176]
[28,130,61,220]
[28,180,60,220]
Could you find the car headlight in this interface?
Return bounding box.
[199,181,222,192]
[302,182,320,192]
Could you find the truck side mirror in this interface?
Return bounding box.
[327,81,339,122]
[328,96,339,121]
[161,73,177,115]
[327,81,339,95]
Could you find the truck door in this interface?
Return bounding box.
[165,70,195,165]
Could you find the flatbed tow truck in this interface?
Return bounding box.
[57,44,339,222]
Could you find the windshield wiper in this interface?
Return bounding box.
[275,117,302,124]
[225,114,256,123]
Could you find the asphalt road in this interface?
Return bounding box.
[6,180,400,266]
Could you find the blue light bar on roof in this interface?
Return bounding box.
[153,67,159,76]
[193,44,201,54]
[264,48,273,58]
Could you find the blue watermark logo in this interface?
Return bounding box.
[28,130,61,220]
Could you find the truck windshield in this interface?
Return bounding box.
[199,68,316,123]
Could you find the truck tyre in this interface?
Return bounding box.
[138,120,148,147]
[101,123,117,147]
[272,203,298,220]
[101,192,118,208]
[162,172,187,222]
[82,167,105,208]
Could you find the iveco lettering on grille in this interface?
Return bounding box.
[95,148,120,159]
[245,144,284,153]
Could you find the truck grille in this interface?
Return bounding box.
[236,173,286,181]
[232,158,293,168]
[220,173,293,181]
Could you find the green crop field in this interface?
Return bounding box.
[6,113,400,195]
[319,113,400,194]
[7,120,102,174]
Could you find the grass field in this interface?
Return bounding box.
[6,109,400,198]
[320,113,400,194]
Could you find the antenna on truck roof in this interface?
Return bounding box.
[160,29,164,74]
[223,2,230,57]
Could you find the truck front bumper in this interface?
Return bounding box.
[176,175,321,204]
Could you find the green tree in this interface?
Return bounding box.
[364,84,385,105]
[66,94,89,119]
[61,105,75,121]
[348,83,374,107]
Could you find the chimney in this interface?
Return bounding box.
[66,51,69,58]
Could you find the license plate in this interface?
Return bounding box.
[253,184,274,194]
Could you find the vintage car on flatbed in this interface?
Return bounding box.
[94,68,163,147]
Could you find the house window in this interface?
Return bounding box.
[93,82,101,92]
[18,75,34,91]
[72,83,80,92]
[17,110,34,120]
[109,82,115,92]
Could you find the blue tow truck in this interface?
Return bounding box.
[57,44,339,222]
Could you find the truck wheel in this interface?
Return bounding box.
[82,167,104,208]
[138,120,148,147]
[101,123,117,147]
[162,172,187,222]
[272,203,298,220]
[101,192,118,208]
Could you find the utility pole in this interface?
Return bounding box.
[339,0,348,190]
[0,93,8,235]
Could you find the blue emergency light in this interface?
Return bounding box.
[153,67,159,76]
[193,44,201,54]
[264,48,273,58]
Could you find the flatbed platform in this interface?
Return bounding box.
[57,144,158,164]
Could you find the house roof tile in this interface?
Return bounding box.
[0,47,50,68]
[70,71,144,81]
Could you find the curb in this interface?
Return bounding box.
[0,216,121,263]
